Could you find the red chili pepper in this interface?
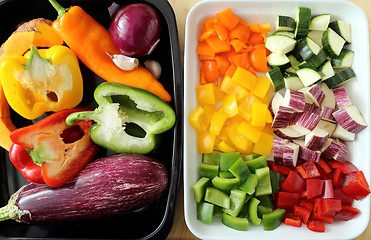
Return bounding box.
[10,108,99,187]
[9,144,44,184]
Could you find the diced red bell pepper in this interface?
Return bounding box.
[268,160,292,175]
[281,171,306,193]
[334,205,360,221]
[10,108,99,187]
[317,159,332,174]
[293,205,311,224]
[306,178,324,199]
[342,171,371,200]
[321,198,342,216]
[321,179,334,199]
[284,214,302,227]
[340,161,359,174]
[332,168,345,188]
[297,161,320,179]
[333,189,354,206]
[306,220,325,232]
[276,191,300,209]
[300,199,314,212]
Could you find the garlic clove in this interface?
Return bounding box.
[144,59,162,79]
[106,52,139,71]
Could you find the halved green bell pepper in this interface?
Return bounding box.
[66,82,176,154]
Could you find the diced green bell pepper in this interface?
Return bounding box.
[224,189,247,217]
[229,157,251,182]
[257,205,273,218]
[222,213,249,231]
[192,177,210,203]
[239,173,258,195]
[205,187,230,209]
[255,166,273,196]
[212,176,240,191]
[270,170,281,193]
[202,151,222,165]
[220,152,240,171]
[200,163,219,179]
[65,82,175,154]
[242,153,261,161]
[257,195,274,209]
[262,208,286,231]
[247,197,261,225]
[245,155,268,173]
[197,202,214,224]
[219,171,235,178]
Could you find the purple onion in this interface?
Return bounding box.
[110,3,161,57]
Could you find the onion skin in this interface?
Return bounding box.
[0,154,168,223]
[110,3,161,57]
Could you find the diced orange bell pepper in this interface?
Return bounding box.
[206,37,231,53]
[213,23,229,41]
[216,8,240,31]
[215,55,231,76]
[229,24,251,44]
[197,42,215,59]
[232,52,251,70]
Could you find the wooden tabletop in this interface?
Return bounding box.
[166,0,371,239]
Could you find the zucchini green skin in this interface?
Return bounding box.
[0,154,168,223]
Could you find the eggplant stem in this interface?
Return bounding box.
[0,186,30,223]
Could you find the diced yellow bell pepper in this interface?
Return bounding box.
[231,67,257,90]
[202,105,217,124]
[251,76,272,99]
[253,131,274,156]
[196,83,223,105]
[197,130,216,153]
[216,140,236,152]
[225,121,253,151]
[251,101,268,127]
[237,121,263,143]
[265,109,273,124]
[220,75,250,101]
[189,106,205,132]
[222,93,239,118]
[210,109,227,135]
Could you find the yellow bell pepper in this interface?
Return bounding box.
[0,45,83,120]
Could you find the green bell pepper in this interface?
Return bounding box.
[262,208,286,231]
[66,82,176,154]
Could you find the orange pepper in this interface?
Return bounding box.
[225,64,237,77]
[201,60,219,83]
[230,39,247,53]
[213,23,229,41]
[197,41,216,59]
[215,55,231,76]
[49,0,171,102]
[216,8,240,31]
[232,52,251,70]
[247,32,265,45]
[199,28,217,42]
[229,24,251,44]
[205,36,231,53]
[250,47,268,72]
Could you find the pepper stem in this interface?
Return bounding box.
[48,0,68,18]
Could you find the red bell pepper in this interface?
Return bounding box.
[334,205,360,221]
[9,144,45,184]
[306,178,323,199]
[297,162,320,179]
[283,214,302,227]
[306,220,325,232]
[342,171,371,200]
[281,171,305,193]
[10,108,99,187]
[293,205,311,224]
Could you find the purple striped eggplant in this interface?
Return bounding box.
[0,154,168,223]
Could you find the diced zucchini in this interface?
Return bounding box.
[265,35,296,54]
[309,14,331,31]
[307,30,324,48]
[298,49,328,69]
[267,52,290,69]
[318,60,335,80]
[276,15,296,32]
[323,67,356,89]
[296,37,321,61]
[329,20,352,44]
[331,48,354,68]
[294,7,311,38]
[322,28,346,57]
[266,68,285,91]
[284,74,304,91]
[287,54,301,70]
[274,31,295,38]
[296,68,322,87]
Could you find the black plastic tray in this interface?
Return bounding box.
[0,0,183,239]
